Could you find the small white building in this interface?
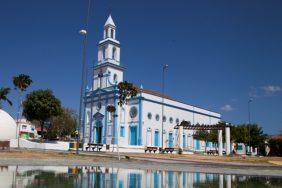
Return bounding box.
[17,119,37,139]
[82,15,222,152]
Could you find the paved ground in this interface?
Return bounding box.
[0,149,281,177]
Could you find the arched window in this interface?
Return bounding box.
[111,29,114,38]
[113,74,118,82]
[155,114,160,121]
[103,47,106,59]
[169,117,173,124]
[147,112,152,120]
[112,47,116,60]
[120,108,125,123]
[163,116,167,122]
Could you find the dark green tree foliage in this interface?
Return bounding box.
[106,105,116,113]
[231,124,267,147]
[0,87,12,107]
[208,130,218,143]
[46,108,77,139]
[117,81,138,107]
[268,138,282,156]
[22,89,62,139]
[13,74,32,92]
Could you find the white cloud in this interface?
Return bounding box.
[220,104,233,112]
[261,85,282,96]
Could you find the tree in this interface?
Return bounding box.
[106,81,137,160]
[46,108,77,140]
[117,81,138,107]
[268,138,282,156]
[231,124,266,147]
[13,74,32,147]
[193,130,209,152]
[0,87,12,108]
[22,89,62,140]
[13,74,32,119]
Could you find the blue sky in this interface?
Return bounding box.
[1,0,281,134]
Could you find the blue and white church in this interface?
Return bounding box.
[83,15,223,152]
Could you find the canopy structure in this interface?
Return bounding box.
[173,121,231,156]
[174,121,231,130]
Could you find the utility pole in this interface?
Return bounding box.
[77,0,92,154]
[161,64,168,149]
[248,98,253,153]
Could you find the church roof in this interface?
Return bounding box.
[137,87,220,117]
[104,15,115,27]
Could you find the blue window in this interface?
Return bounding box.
[182,134,186,147]
[168,133,173,148]
[154,130,159,146]
[120,126,125,137]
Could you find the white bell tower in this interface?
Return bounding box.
[93,15,124,90]
[97,15,120,65]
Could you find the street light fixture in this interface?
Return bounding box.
[161,64,168,149]
[77,29,88,155]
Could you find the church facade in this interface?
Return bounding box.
[82,15,221,151]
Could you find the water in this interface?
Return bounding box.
[0,166,281,188]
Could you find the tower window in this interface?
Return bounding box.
[111,29,114,38]
[113,74,118,82]
[103,47,106,59]
[112,47,116,60]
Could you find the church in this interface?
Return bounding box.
[82,15,221,152]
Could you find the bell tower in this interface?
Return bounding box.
[97,15,120,66]
[93,15,124,90]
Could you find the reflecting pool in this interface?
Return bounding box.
[0,166,281,187]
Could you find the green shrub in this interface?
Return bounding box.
[268,138,282,156]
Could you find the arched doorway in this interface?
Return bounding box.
[95,120,103,143]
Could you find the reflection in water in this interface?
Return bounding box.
[0,166,281,188]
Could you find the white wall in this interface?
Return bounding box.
[10,139,69,151]
[141,92,221,149]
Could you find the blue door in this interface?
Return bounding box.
[182,135,186,148]
[95,121,103,143]
[196,140,200,150]
[153,172,159,188]
[130,126,137,145]
[168,133,173,148]
[154,131,159,146]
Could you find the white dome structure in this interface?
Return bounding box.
[0,109,17,140]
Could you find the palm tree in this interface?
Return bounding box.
[13,74,32,147]
[0,87,13,108]
[13,74,32,117]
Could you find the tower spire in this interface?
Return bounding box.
[104,14,115,27]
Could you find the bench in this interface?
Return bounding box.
[86,143,103,152]
[207,150,218,155]
[159,147,174,153]
[145,146,158,153]
[0,141,10,150]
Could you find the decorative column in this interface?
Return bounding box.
[218,130,223,156]
[138,88,143,146]
[219,174,224,188]
[226,175,231,188]
[225,126,231,155]
[179,126,183,149]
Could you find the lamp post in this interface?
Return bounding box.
[77,29,87,155]
[248,98,253,153]
[161,64,168,149]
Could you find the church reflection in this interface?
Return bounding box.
[0,165,281,187]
